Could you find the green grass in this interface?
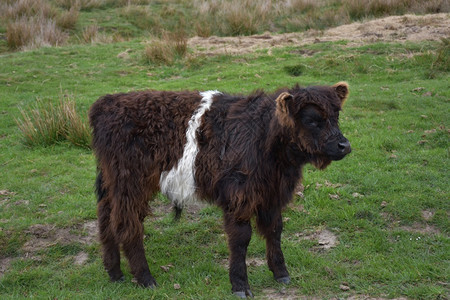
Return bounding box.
[0,36,449,299]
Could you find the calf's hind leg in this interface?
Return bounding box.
[106,163,157,288]
[121,220,156,288]
[98,199,124,282]
[96,172,123,282]
[111,188,157,288]
[224,213,253,298]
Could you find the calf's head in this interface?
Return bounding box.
[276,82,351,169]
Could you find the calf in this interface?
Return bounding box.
[89,82,351,297]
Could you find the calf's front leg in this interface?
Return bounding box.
[256,210,290,284]
[223,213,253,298]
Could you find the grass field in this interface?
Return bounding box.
[0,2,449,299]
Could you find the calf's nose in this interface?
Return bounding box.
[338,139,351,154]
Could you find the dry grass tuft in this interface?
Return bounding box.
[1,0,72,50]
[194,0,273,36]
[16,95,91,148]
[54,0,150,10]
[144,39,175,65]
[81,24,99,43]
[120,0,151,5]
[6,17,68,50]
[0,0,58,20]
[220,0,272,35]
[343,0,449,18]
[57,7,80,30]
[168,29,188,57]
[411,0,450,13]
[284,0,320,11]
[144,28,188,65]
[80,24,112,43]
[60,98,91,148]
[54,0,108,11]
[194,20,212,38]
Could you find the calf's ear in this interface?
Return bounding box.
[275,92,294,127]
[332,82,349,107]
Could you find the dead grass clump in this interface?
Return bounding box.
[194,0,273,36]
[290,7,348,31]
[54,0,109,11]
[284,0,319,12]
[6,17,68,50]
[194,20,212,38]
[60,98,91,148]
[411,0,450,13]
[54,0,149,10]
[56,7,80,30]
[117,0,150,6]
[16,95,91,149]
[144,30,188,65]
[1,0,73,50]
[6,19,32,50]
[370,0,409,16]
[81,24,98,43]
[169,29,188,57]
[144,39,175,65]
[344,0,411,19]
[0,0,57,20]
[343,0,366,19]
[343,0,449,19]
[220,0,273,36]
[81,24,113,44]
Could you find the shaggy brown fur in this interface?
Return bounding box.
[89,83,351,297]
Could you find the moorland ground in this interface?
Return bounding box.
[0,1,449,299]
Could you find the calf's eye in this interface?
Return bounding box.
[304,118,322,128]
[308,120,318,127]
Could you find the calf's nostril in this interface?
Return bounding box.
[338,140,351,153]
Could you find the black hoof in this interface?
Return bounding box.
[138,280,158,289]
[138,277,157,289]
[233,289,253,298]
[276,276,291,284]
[108,271,125,282]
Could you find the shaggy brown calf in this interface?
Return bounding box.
[89,82,351,297]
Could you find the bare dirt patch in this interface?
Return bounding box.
[0,189,16,207]
[22,220,98,253]
[400,223,441,235]
[347,296,408,300]
[0,190,15,197]
[260,287,307,300]
[219,256,266,270]
[247,257,266,268]
[421,210,435,221]
[73,251,89,266]
[0,257,13,279]
[381,212,441,235]
[293,228,339,251]
[188,13,449,55]
[2,220,96,276]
